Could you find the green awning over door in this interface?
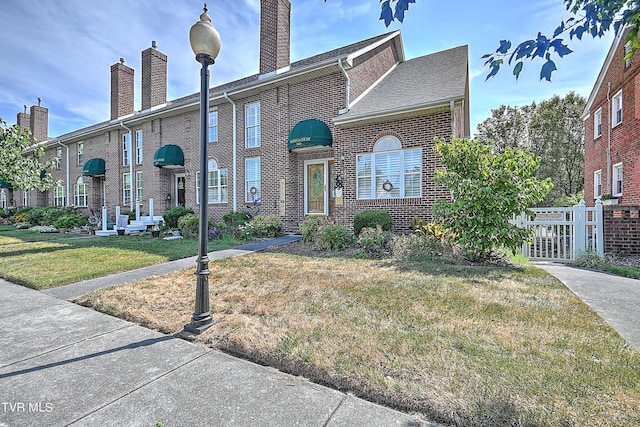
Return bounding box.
[287,119,332,151]
[82,158,106,177]
[153,145,184,168]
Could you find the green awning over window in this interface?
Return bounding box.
[153,145,184,168]
[287,119,332,151]
[82,158,106,177]
[0,179,12,189]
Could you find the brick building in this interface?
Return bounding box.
[11,0,470,232]
[583,28,640,206]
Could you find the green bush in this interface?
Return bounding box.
[299,217,324,242]
[250,215,284,238]
[353,210,393,235]
[177,213,212,238]
[54,214,88,229]
[357,226,392,254]
[316,224,354,251]
[223,210,250,227]
[163,205,194,229]
[391,233,457,261]
[26,208,47,226]
[43,207,76,226]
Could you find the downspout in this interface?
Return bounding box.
[223,92,238,212]
[119,121,135,215]
[450,100,456,137]
[338,58,350,114]
[53,139,70,207]
[607,82,612,193]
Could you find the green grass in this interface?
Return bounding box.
[603,264,640,280]
[0,225,243,289]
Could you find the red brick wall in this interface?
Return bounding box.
[259,0,291,75]
[141,46,167,111]
[110,62,134,120]
[603,205,640,255]
[347,43,399,102]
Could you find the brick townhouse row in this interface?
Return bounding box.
[4,0,470,232]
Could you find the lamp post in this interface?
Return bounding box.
[184,3,221,335]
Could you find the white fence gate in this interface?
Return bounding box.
[511,200,603,262]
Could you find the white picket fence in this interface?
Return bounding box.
[511,200,603,262]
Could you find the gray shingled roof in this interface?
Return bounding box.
[335,45,468,123]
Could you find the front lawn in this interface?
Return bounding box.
[77,250,640,426]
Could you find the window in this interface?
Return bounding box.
[245,157,261,201]
[136,171,143,202]
[77,142,84,165]
[135,130,143,164]
[356,136,422,199]
[208,110,218,143]
[54,183,66,206]
[56,147,63,169]
[196,159,228,204]
[612,90,623,127]
[0,189,6,209]
[23,190,29,207]
[594,109,602,138]
[123,133,132,166]
[245,103,261,148]
[594,170,602,199]
[613,163,623,196]
[123,173,132,205]
[625,41,633,68]
[74,177,88,207]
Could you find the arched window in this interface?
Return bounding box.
[74,176,88,207]
[196,159,228,204]
[356,136,421,199]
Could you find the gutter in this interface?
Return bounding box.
[334,97,463,125]
[223,92,238,212]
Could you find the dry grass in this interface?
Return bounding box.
[77,251,640,426]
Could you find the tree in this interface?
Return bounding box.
[370,0,640,81]
[0,118,57,192]
[475,92,585,205]
[432,137,552,260]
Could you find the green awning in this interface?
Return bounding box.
[287,119,332,151]
[0,179,12,189]
[82,158,106,177]
[39,170,47,179]
[154,145,184,168]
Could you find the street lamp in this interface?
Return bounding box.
[184,3,221,335]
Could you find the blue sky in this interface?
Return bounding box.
[0,0,615,138]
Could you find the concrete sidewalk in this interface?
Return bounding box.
[1,236,433,426]
[534,262,640,351]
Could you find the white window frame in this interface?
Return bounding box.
[54,183,66,206]
[594,170,602,199]
[208,110,218,143]
[135,130,143,164]
[196,159,228,204]
[123,133,132,166]
[23,190,29,207]
[613,162,623,197]
[245,102,261,148]
[123,173,132,205]
[136,171,143,202]
[56,147,63,169]
[74,177,88,207]
[0,189,6,209]
[77,142,84,165]
[612,90,623,127]
[356,137,422,200]
[594,108,602,138]
[245,157,261,202]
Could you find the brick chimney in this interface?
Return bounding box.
[141,41,167,111]
[260,0,291,75]
[29,99,49,142]
[110,58,135,120]
[16,105,30,132]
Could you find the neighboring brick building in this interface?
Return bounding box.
[583,28,640,206]
[11,0,470,232]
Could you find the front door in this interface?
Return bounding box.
[175,174,186,207]
[305,161,328,215]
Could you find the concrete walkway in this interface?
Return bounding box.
[1,235,433,427]
[534,262,640,351]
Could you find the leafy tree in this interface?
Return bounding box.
[366,0,639,81]
[0,118,57,191]
[432,137,553,260]
[475,93,585,205]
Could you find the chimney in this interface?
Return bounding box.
[29,99,48,142]
[141,41,167,110]
[259,0,291,75]
[110,58,135,120]
[16,105,30,132]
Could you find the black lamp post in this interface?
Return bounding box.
[184,3,221,335]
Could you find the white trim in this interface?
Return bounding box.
[304,159,330,216]
[612,162,623,196]
[612,90,623,127]
[594,169,602,199]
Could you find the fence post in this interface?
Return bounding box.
[573,200,586,257]
[595,198,604,256]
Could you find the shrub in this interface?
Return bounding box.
[353,210,393,235]
[391,233,457,261]
[300,217,324,242]
[122,210,137,220]
[42,207,76,226]
[573,249,617,269]
[410,217,449,241]
[357,225,392,254]
[14,211,30,223]
[316,224,354,251]
[223,210,249,227]
[54,214,88,229]
[163,205,194,229]
[208,227,222,241]
[177,213,212,238]
[26,208,47,226]
[250,215,284,238]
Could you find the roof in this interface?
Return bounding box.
[334,45,469,125]
[50,31,403,145]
